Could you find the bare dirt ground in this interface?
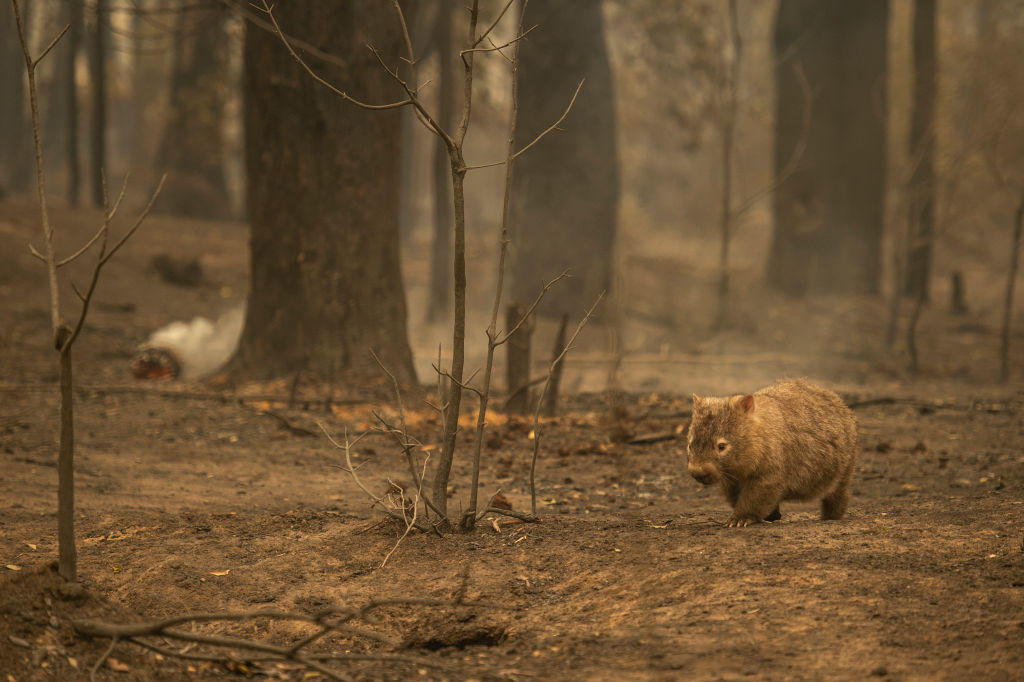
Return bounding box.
[1,199,1023,681]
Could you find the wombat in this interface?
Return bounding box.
[686,379,857,527]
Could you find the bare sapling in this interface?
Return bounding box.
[11,0,164,582]
[259,0,584,534]
[714,5,812,330]
[530,292,605,516]
[1001,189,1024,382]
[714,0,740,330]
[504,303,532,414]
[984,120,1024,383]
[540,313,569,417]
[901,139,970,373]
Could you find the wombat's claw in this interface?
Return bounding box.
[725,515,761,528]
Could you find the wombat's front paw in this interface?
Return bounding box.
[725,514,762,528]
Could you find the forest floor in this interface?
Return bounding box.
[1,199,1023,681]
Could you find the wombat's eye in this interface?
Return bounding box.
[716,441,728,453]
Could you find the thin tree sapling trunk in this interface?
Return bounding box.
[1001,190,1024,382]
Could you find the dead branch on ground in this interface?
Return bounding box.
[74,591,481,681]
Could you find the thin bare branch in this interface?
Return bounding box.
[319,423,434,534]
[89,636,118,682]
[99,173,164,267]
[367,43,456,152]
[379,453,430,568]
[464,80,583,171]
[33,23,70,68]
[731,62,813,218]
[495,271,570,346]
[256,0,412,111]
[63,176,165,351]
[462,25,537,58]
[223,0,348,69]
[12,0,62,340]
[472,0,515,48]
[57,173,130,268]
[461,1,528,529]
[482,507,540,523]
[1001,189,1024,382]
[433,365,483,398]
[530,292,605,515]
[76,590,481,680]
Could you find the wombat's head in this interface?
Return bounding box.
[686,393,756,485]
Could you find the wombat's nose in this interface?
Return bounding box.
[689,467,715,486]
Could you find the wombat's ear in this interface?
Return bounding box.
[731,394,755,414]
[691,394,703,408]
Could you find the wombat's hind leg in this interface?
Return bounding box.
[822,458,854,520]
[821,486,849,520]
[765,505,781,522]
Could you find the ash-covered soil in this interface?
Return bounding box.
[1,200,1022,680]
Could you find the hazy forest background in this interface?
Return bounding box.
[2,1,1024,680]
[1,0,1021,394]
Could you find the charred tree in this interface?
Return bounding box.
[766,0,888,296]
[903,0,936,299]
[426,0,456,323]
[233,2,416,384]
[0,0,31,194]
[88,0,107,208]
[154,5,231,219]
[509,0,619,317]
[66,0,82,205]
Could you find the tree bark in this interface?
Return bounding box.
[154,5,231,219]
[233,2,416,385]
[509,0,619,317]
[58,337,77,582]
[903,0,936,299]
[767,0,888,296]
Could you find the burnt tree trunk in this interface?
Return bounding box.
[233,2,416,384]
[509,0,619,317]
[66,0,82,206]
[88,0,107,208]
[154,5,231,219]
[903,0,936,299]
[767,0,888,296]
[0,0,31,193]
[426,0,456,323]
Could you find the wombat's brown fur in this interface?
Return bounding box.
[686,379,857,527]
